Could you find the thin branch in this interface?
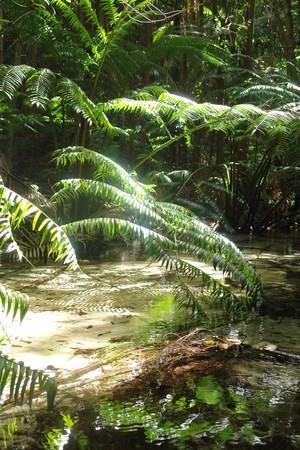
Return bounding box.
[122,1,202,24]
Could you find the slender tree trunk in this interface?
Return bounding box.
[211,0,218,17]
[0,7,3,64]
[274,3,286,59]
[145,23,152,85]
[243,0,256,71]
[179,1,188,91]
[283,0,297,79]
[14,43,22,65]
[298,0,300,46]
[195,0,204,31]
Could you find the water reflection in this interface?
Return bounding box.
[0,233,299,449]
[38,364,299,449]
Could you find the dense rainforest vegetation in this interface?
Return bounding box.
[0,0,299,408]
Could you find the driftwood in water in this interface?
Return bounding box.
[56,329,300,399]
[238,344,300,366]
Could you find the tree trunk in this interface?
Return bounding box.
[195,0,204,31]
[179,1,188,91]
[283,0,297,80]
[0,7,3,64]
[298,0,300,46]
[14,43,22,65]
[243,0,256,71]
[274,3,286,59]
[145,23,152,85]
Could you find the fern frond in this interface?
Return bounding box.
[100,0,121,25]
[52,178,168,226]
[26,68,57,110]
[51,0,94,49]
[0,184,79,270]
[174,279,208,319]
[52,146,154,200]
[251,110,298,135]
[0,284,29,322]
[57,78,97,125]
[0,65,35,100]
[143,237,254,314]
[157,202,263,302]
[79,0,102,30]
[150,34,229,68]
[238,82,300,106]
[0,353,57,410]
[62,217,173,248]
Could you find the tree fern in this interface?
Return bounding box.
[52,148,263,316]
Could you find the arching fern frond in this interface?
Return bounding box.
[51,0,94,50]
[100,0,121,26]
[0,65,35,100]
[57,78,98,126]
[237,82,300,108]
[63,217,173,246]
[0,184,78,270]
[26,68,57,110]
[52,146,154,200]
[174,278,208,319]
[157,202,263,303]
[52,178,167,227]
[150,34,229,68]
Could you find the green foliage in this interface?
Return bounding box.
[0,182,78,269]
[0,353,57,410]
[0,182,79,410]
[51,146,263,316]
[42,412,77,450]
[0,284,29,323]
[195,376,224,405]
[2,416,18,449]
[93,377,264,446]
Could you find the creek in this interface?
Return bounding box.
[0,232,299,449]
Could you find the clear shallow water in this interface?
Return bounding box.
[0,233,299,449]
